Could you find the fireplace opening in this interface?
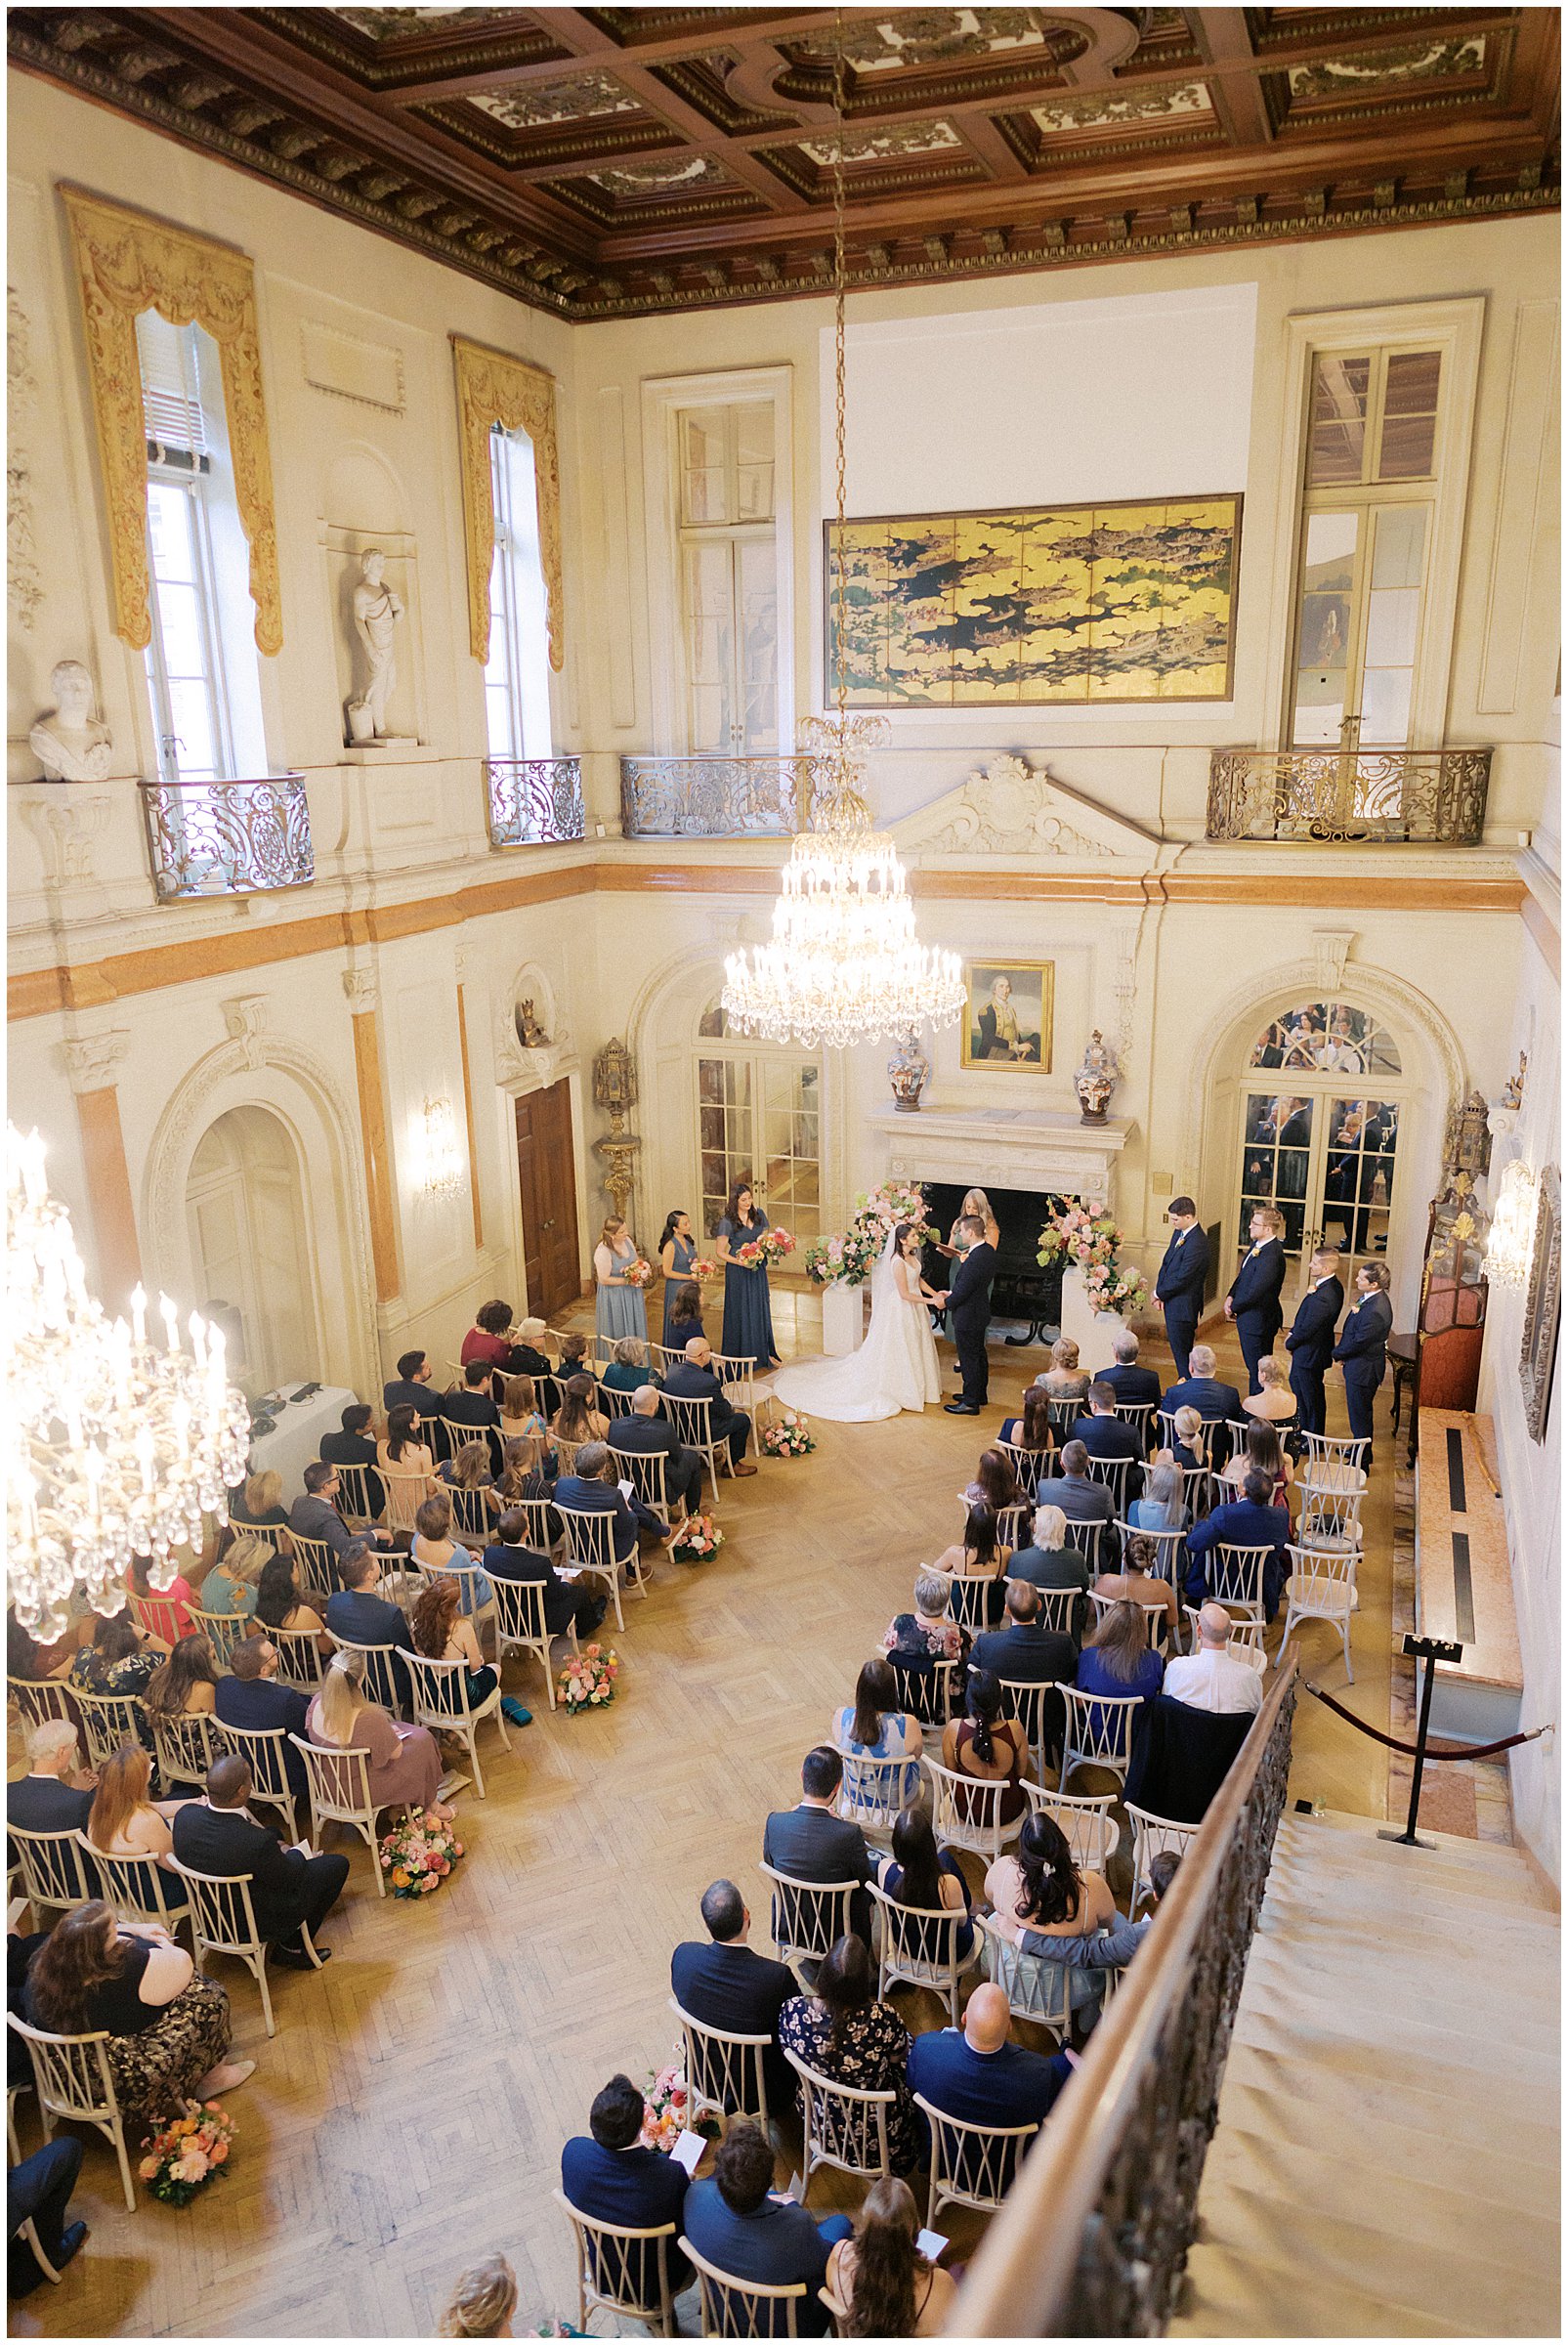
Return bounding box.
[919,1179,1082,1348]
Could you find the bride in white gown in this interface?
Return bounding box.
[772,1222,943,1423]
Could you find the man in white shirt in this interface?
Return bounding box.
[1163,1600,1263,1717]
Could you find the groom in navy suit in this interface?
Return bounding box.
[938,1215,996,1415]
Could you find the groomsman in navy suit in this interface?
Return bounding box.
[1154,1197,1209,1380]
[1226,1206,1289,1394]
[1334,1259,1394,1451]
[1285,1247,1344,1436]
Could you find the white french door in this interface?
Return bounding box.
[1234,1086,1404,1295]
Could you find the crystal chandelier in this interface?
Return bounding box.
[7,1126,252,1641]
[721,23,962,1053]
[1485,1159,1538,1286]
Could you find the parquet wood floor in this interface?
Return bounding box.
[10,1303,1397,2340]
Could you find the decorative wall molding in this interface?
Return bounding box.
[7,286,42,632]
[299,318,405,413]
[60,184,282,655]
[450,333,564,672]
[18,789,113,891]
[896,754,1152,861]
[1312,928,1359,991]
[340,963,379,1013]
[221,993,272,1068]
[61,1028,130,1094]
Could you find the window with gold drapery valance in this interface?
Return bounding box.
[451,333,565,672]
[61,184,282,657]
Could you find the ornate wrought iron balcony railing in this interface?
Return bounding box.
[1207,744,1492,844]
[139,775,314,903]
[485,756,585,848]
[620,753,812,838]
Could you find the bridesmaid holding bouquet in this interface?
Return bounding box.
[594,1214,649,1344]
[716,1179,779,1373]
[657,1208,700,1349]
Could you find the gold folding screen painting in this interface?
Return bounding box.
[826,494,1241,704]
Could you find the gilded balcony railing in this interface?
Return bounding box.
[1207,744,1492,843]
[951,1662,1297,2336]
[485,757,585,847]
[620,754,813,838]
[139,775,313,903]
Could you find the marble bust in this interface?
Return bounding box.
[348,547,404,740]
[30,659,112,782]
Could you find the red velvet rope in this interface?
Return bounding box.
[1304,1682,1547,1762]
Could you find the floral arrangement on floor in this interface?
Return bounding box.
[762,1409,816,1458]
[1037,1206,1149,1318]
[640,2062,720,2153]
[557,1642,620,1713]
[140,2102,234,2204]
[803,1180,933,1288]
[670,1513,725,1562]
[622,1257,656,1289]
[379,1811,465,1897]
[737,1227,795,1267]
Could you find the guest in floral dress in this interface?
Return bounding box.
[68,1610,160,1751]
[881,1574,966,1667]
[778,1934,918,2175]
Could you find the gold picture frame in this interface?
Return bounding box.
[961,960,1054,1072]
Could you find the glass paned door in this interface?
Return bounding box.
[760,1058,821,1241]
[1318,1095,1399,1275]
[698,1049,821,1242]
[1235,1087,1402,1289]
[1239,1093,1316,1258]
[699,1056,753,1238]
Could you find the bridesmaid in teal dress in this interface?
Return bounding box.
[658,1208,700,1349]
[594,1215,648,1345]
[717,1180,779,1373]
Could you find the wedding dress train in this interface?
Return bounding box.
[771,1235,943,1423]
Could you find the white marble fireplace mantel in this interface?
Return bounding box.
[867,1103,1133,1210]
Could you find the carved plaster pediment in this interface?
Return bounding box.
[893,753,1153,863]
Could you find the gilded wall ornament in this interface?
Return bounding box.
[450,333,564,671]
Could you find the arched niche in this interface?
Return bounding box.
[322,441,422,746]
[186,1104,318,1391]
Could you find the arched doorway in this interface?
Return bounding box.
[186,1105,320,1391]
[697,995,822,1244]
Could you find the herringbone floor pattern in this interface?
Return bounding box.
[11,1307,1396,2338]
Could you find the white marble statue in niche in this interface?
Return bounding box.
[30,659,112,781]
[346,547,404,742]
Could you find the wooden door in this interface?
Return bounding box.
[514,1081,580,1319]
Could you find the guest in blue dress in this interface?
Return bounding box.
[594,1215,648,1345]
[831,1658,923,1810]
[1076,1599,1165,1744]
[717,1182,778,1373]
[658,1209,700,1348]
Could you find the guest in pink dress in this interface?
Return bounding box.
[307,1649,455,1823]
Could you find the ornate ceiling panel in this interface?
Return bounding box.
[9,6,1557,319]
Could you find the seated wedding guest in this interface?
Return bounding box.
[941,1668,1028,1824]
[231,1468,292,1538]
[1036,1337,1091,1403]
[142,1633,220,1724]
[498,1376,550,1447]
[1129,1460,1189,1535]
[664,1280,705,1356]
[607,1386,703,1520]
[1006,1505,1094,1623]
[601,1336,656,1402]
[172,1753,350,1966]
[1163,1600,1264,1717]
[881,1573,964,1666]
[671,1880,796,2109]
[551,1373,610,1453]
[831,1658,922,1808]
[84,1742,186,1913]
[9,1720,94,1837]
[984,1812,1120,2024]
[662,1338,757,1475]
[440,2255,519,2340]
[1183,1470,1292,1620]
[409,1574,502,1718]
[1077,1599,1165,1724]
[1071,1383,1146,1486]
[961,1446,1021,1515]
[1101,1329,1162,1411]
[1220,1417,1294,1505]
[826,2178,957,2340]
[7,2134,88,2296]
[215,1636,312,1810]
[762,1748,874,1941]
[906,1982,1071,2134]
[383,1348,438,1420]
[682,2120,850,2336]
[253,1551,327,1648]
[483,1506,607,1639]
[292,1461,398,1569]
[876,1804,974,1965]
[410,1491,493,1610]
[1161,1404,1209,1476]
[996,1384,1054,1461]
[493,1432,561,1530]
[931,1507,1012,1630]
[1094,1532,1180,1640]
[560,2072,693,2300]
[968,1583,1076,1732]
[323,1545,417,1706]
[1162,1344,1243,1429]
[68,1608,160,1714]
[126,1551,198,1648]
[438,1439,499,1513]
[308,1648,454,1823]
[461,1299,516,1375]
[1243,1353,1298,1426]
[378,1403,439,1494]
[23,1901,249,2130]
[556,1441,669,1561]
[557,1331,592,1386]
[779,1933,918,2174]
[200,1528,269,1620]
[318,1404,386,1522]
[509,1320,555,1384]
[1035,1441,1116,1568]
[444,1362,503,1438]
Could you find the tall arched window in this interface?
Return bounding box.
[1233,998,1408,1284]
[697,998,820,1243]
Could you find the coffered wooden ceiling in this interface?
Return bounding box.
[10,6,1559,318]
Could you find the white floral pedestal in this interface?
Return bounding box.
[822,1279,865,1357]
[1058,1264,1124,1378]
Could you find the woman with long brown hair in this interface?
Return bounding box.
[252,1549,327,1647]
[930,1506,1012,1630]
[549,1373,608,1452]
[664,1279,704,1355]
[493,1434,561,1547]
[142,1634,220,1724]
[998,1382,1055,1460]
[826,2177,957,2337]
[409,1574,498,1715]
[715,1178,778,1374]
[830,1657,922,1811]
[1076,1596,1165,1722]
[777,1934,918,2173]
[940,1665,1028,1822]
[23,1900,250,2124]
[984,1811,1121,2024]
[962,1445,1022,1516]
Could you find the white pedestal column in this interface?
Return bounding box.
[822,1280,865,1357]
[1058,1264,1124,1377]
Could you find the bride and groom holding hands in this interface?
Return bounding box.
[772,1213,996,1425]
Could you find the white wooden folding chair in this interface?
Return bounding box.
[209,1717,303,1843]
[1279,1541,1359,1681]
[289,1736,385,1893]
[149,1708,215,1793]
[381,1467,434,1540]
[680,2236,806,2337]
[1112,1519,1187,1587]
[922,1754,1026,1866]
[170,1856,322,2036]
[711,1350,762,1430]
[287,1533,340,1608]
[784,2047,893,2199]
[510,1495,563,1555]
[555,2189,679,2338]
[403,1649,510,1798]
[868,1881,978,2025]
[914,2092,1040,2225]
[70,1687,148,1772]
[926,1566,1001,1641]
[1181,1609,1268,1668]
[1113,1400,1158,1452]
[8,1680,77,1735]
[491,1575,577,1711]
[757,1863,857,1974]
[185,1607,250,1672]
[994,1677,1056,1785]
[1044,1397,1083,1445]
[1083,1455,1136,1521]
[1005,1583,1079,1639]
[663,1391,733,1503]
[609,1441,678,1530]
[996,1439,1053,1486]
[1085,1591,1173,1656]
[1203,1541,1273,1624]
[670,1996,771,2130]
[268,1623,326,1690]
[1060,1515,1106,1566]
[1298,1429,1370,1476]
[1020,1783,1121,1876]
[1123,1803,1201,1919]
[331,1463,383,1529]
[1294,1463,1367,1552]
[6,2014,136,2210]
[974,1910,1074,2045]
[554,1501,626,1632]
[412,1554,494,1623]
[446,1485,495,1544]
[8,1827,90,1922]
[884,1655,956,1729]
[80,1838,191,1934]
[1058,1684,1143,1793]
[833,1750,919,1836]
[322,1633,406,1715]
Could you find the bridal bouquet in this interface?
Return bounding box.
[762,1409,815,1458]
[140,2102,235,2205]
[558,1642,619,1712]
[1037,1207,1149,1318]
[379,1812,465,1897]
[671,1513,724,1562]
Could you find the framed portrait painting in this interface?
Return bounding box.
[961,960,1054,1072]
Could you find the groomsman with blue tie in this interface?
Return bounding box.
[1285,1247,1344,1435]
[1155,1197,1208,1381]
[1226,1206,1289,1395]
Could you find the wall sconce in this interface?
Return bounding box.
[416,1094,464,1200]
[1485,1159,1537,1286]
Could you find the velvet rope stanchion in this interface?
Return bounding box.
[1304,1681,1548,1765]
